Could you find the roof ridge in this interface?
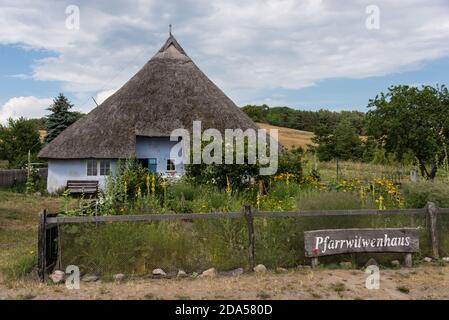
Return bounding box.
[158,34,188,56]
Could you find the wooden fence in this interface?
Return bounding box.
[0,168,47,187]
[37,203,449,281]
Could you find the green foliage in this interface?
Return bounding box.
[45,93,83,144]
[184,141,262,191]
[0,117,41,168]
[98,158,163,214]
[312,119,364,161]
[241,104,366,134]
[186,143,303,191]
[367,85,449,180]
[402,182,449,208]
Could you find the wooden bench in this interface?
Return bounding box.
[66,180,99,195]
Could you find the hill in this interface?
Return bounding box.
[256,122,315,150]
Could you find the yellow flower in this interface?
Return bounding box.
[151,175,156,194]
[226,176,232,195]
[146,174,150,195]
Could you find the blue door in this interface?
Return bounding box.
[148,158,157,172]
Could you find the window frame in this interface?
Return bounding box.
[87,160,98,176]
[166,159,176,172]
[100,160,111,176]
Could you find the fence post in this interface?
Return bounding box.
[426,202,439,259]
[37,209,47,282]
[243,205,255,270]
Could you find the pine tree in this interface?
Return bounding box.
[45,93,80,144]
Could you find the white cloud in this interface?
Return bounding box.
[1,0,449,111]
[96,88,118,104]
[0,96,53,124]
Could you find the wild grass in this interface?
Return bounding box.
[0,190,78,280]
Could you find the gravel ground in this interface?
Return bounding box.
[1,265,448,300]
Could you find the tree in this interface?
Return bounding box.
[0,118,41,168]
[312,119,363,161]
[366,85,449,180]
[45,93,82,144]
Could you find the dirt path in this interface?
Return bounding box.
[1,265,449,300]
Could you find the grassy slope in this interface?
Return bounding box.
[256,122,316,150]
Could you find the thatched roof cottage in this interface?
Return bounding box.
[38,33,258,193]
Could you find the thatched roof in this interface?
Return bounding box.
[39,34,258,159]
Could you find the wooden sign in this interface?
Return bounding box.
[304,228,419,257]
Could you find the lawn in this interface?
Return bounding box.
[0,190,76,278]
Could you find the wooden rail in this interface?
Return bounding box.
[45,208,428,226]
[37,203,446,282]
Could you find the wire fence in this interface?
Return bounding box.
[37,204,449,281]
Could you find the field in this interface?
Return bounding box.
[256,122,315,150]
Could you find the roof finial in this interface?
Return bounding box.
[169,24,172,36]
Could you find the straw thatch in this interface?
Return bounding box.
[38,35,258,159]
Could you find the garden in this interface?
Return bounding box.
[10,150,448,279]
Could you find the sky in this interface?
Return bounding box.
[1,0,449,123]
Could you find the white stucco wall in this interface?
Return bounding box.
[47,159,117,194]
[135,136,184,176]
[47,137,185,193]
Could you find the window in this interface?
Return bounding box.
[137,159,148,168]
[149,158,157,172]
[87,160,97,176]
[100,160,111,176]
[166,159,175,171]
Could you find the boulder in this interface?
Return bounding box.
[49,270,65,284]
[177,270,188,278]
[113,273,125,282]
[365,258,378,267]
[253,264,267,273]
[276,267,288,273]
[81,274,99,282]
[201,268,218,277]
[152,268,167,277]
[423,257,432,263]
[229,268,244,276]
[391,260,401,267]
[442,257,449,263]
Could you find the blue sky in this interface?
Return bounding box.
[1,0,449,122]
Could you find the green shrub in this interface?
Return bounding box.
[402,182,449,208]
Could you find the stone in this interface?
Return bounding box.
[49,270,65,283]
[201,268,218,277]
[253,264,267,273]
[81,274,99,282]
[229,268,244,276]
[423,257,432,263]
[365,258,378,267]
[339,262,352,269]
[113,273,125,282]
[442,257,449,263]
[152,268,167,277]
[34,192,42,197]
[391,260,401,267]
[276,267,288,273]
[177,270,188,278]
